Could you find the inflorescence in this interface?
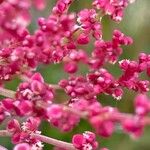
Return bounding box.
[0,0,149,150]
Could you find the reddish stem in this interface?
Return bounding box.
[31,133,76,150]
[0,88,15,99]
[0,130,75,150]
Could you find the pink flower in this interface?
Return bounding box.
[46,104,80,132]
[64,61,78,73]
[90,116,115,137]
[72,134,85,149]
[33,0,46,10]
[13,143,30,150]
[77,33,90,45]
[7,119,21,136]
[72,131,98,150]
[93,0,130,21]
[134,94,150,116]
[2,98,14,110]
[46,104,63,119]
[122,116,144,138]
[0,0,148,149]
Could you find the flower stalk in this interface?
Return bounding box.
[31,133,76,150]
[0,88,15,99]
[0,130,75,150]
[0,145,8,150]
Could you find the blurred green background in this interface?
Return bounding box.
[1,0,150,149]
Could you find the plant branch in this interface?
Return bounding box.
[0,145,8,150]
[0,88,15,99]
[31,133,75,150]
[0,130,75,150]
[0,130,11,137]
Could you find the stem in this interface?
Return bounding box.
[31,133,76,150]
[19,74,31,82]
[0,86,87,119]
[0,130,11,137]
[0,130,75,150]
[36,101,88,119]
[49,84,62,90]
[0,88,15,99]
[63,106,88,119]
[129,0,136,3]
[1,86,150,126]
[0,145,8,150]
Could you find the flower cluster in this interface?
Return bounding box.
[72,131,98,150]
[7,117,41,144]
[0,0,46,45]
[77,9,102,41]
[119,53,150,92]
[1,0,149,150]
[93,0,132,21]
[90,30,133,68]
[46,104,80,132]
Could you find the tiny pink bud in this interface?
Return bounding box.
[7,119,20,133]
[47,105,63,119]
[77,33,90,45]
[2,98,14,110]
[72,134,84,148]
[31,80,45,94]
[31,73,44,83]
[134,94,149,116]
[64,61,78,73]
